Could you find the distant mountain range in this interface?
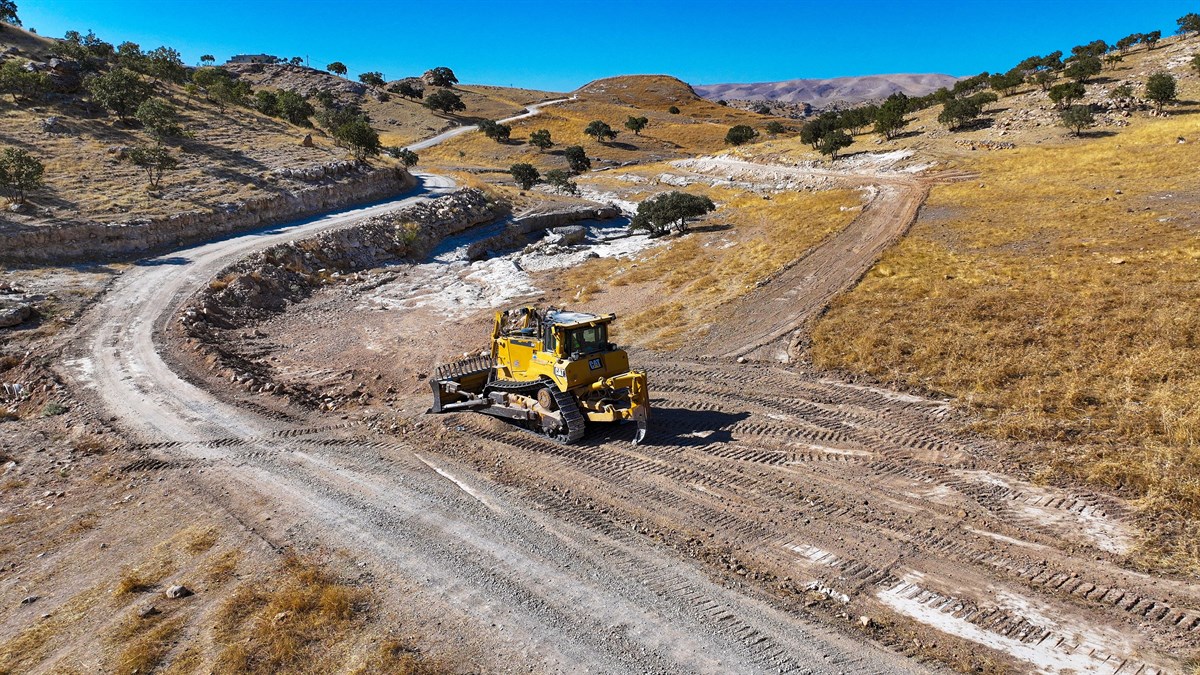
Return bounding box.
[694,73,960,107]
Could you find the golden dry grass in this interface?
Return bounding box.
[812,113,1200,573]
[212,556,369,674]
[113,615,185,675]
[560,183,860,348]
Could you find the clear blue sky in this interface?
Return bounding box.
[15,0,1196,91]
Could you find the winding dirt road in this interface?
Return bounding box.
[57,127,1199,672]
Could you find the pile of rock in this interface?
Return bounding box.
[954,139,1016,151]
[0,282,35,329]
[273,160,363,182]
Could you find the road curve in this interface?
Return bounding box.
[58,119,925,671]
[404,96,575,151]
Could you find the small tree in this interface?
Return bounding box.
[135,97,182,138]
[0,147,44,202]
[509,163,539,190]
[392,81,423,99]
[1111,83,1134,99]
[1065,55,1101,83]
[200,54,215,66]
[874,93,909,140]
[724,124,757,145]
[333,119,381,161]
[86,68,154,122]
[426,66,458,87]
[1179,12,1200,35]
[630,191,716,236]
[1060,105,1094,136]
[327,61,347,76]
[800,114,838,149]
[938,98,982,130]
[116,41,146,71]
[424,88,465,114]
[0,60,48,102]
[289,57,304,66]
[358,71,385,87]
[1104,53,1123,69]
[253,89,278,115]
[528,129,552,151]
[584,120,617,143]
[989,71,1023,96]
[1030,70,1056,91]
[1145,72,1177,113]
[1048,81,1086,109]
[564,145,590,173]
[1142,30,1161,50]
[765,121,786,136]
[818,129,853,159]
[274,90,314,125]
[624,115,648,135]
[1,0,21,26]
[478,119,511,142]
[544,168,578,195]
[126,144,178,190]
[393,148,418,168]
[667,105,680,115]
[146,46,187,84]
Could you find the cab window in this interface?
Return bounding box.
[566,325,607,355]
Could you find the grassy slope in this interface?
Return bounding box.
[811,37,1200,573]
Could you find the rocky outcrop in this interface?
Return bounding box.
[465,205,620,260]
[0,167,415,264]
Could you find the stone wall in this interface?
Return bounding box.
[0,167,416,265]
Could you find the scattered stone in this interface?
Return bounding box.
[0,303,32,328]
[20,595,39,606]
[858,615,872,628]
[300,133,314,148]
[138,604,160,618]
[40,117,62,134]
[736,356,747,364]
[164,584,193,599]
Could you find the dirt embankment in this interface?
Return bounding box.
[0,167,416,265]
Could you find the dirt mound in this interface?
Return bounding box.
[575,74,701,107]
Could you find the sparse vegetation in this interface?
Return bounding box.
[0,146,44,202]
[424,88,465,114]
[86,67,154,122]
[668,105,680,114]
[874,93,909,139]
[0,0,19,26]
[1179,12,1200,35]
[584,119,617,143]
[0,59,47,102]
[127,144,179,190]
[135,97,183,138]
[765,120,786,136]
[724,124,757,145]
[331,118,381,161]
[1048,81,1086,109]
[624,115,648,135]
[1144,72,1176,113]
[1060,104,1094,135]
[478,119,511,143]
[326,61,347,76]
[564,144,590,173]
[509,162,539,189]
[544,168,577,195]
[817,129,852,159]
[528,128,553,151]
[358,71,385,87]
[425,66,458,87]
[630,190,716,236]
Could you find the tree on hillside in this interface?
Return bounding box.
[126,144,178,190]
[509,163,539,190]
[392,148,418,168]
[630,191,716,236]
[544,169,578,195]
[1071,40,1108,58]
[192,66,249,110]
[1142,30,1161,49]
[0,147,44,203]
[1048,81,1086,109]
[584,120,617,143]
[1115,34,1140,53]
[116,41,146,71]
[286,56,302,66]
[424,88,465,114]
[146,46,187,84]
[1111,83,1134,98]
[200,54,215,66]
[333,119,381,161]
[874,93,909,140]
[326,62,347,76]
[478,119,511,142]
[1179,12,1200,35]
[275,90,314,125]
[724,124,757,145]
[968,91,999,112]
[765,121,786,136]
[624,115,648,135]
[818,129,853,159]
[86,68,154,123]
[0,0,21,26]
[528,129,552,151]
[800,112,839,149]
[135,97,182,138]
[52,29,115,68]
[0,60,48,102]
[938,98,982,130]
[668,105,680,114]
[427,66,458,87]
[1145,72,1177,113]
[564,145,590,173]
[391,81,423,100]
[253,89,278,116]
[359,71,385,87]
[1065,55,1101,83]
[1060,105,1094,136]
[1104,53,1123,70]
[1030,70,1056,91]
[989,71,1023,96]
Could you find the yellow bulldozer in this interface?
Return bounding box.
[429,306,649,444]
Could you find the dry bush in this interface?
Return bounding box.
[212,557,369,674]
[812,115,1200,572]
[113,616,185,675]
[205,549,241,584]
[350,638,452,675]
[182,526,218,554]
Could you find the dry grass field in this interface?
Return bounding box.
[812,112,1200,572]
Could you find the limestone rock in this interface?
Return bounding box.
[164,585,193,599]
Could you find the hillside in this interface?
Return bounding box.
[695,73,960,106]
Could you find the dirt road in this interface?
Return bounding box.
[59,170,926,671]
